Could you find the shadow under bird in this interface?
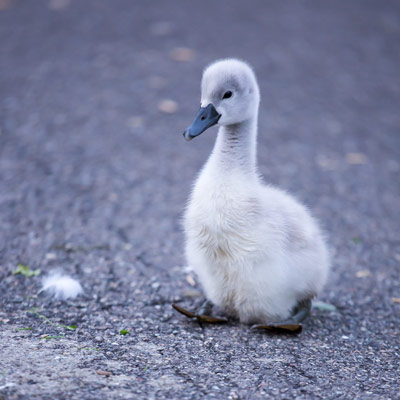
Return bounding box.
[174,59,330,333]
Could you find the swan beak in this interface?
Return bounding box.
[183,104,221,141]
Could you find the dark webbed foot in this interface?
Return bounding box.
[251,298,312,334]
[172,300,228,324]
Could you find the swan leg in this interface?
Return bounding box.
[251,298,312,334]
[198,299,213,316]
[172,300,228,323]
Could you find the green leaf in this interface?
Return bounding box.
[64,325,77,331]
[119,329,130,335]
[26,309,77,331]
[15,327,33,331]
[13,264,41,277]
[352,237,362,244]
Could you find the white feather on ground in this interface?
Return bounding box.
[40,273,83,300]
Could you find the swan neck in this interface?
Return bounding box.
[212,117,258,174]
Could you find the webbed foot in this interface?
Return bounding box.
[172,300,228,324]
[251,298,312,334]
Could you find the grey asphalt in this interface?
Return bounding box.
[0,0,399,399]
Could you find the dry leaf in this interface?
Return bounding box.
[96,370,112,377]
[158,99,178,114]
[186,274,196,287]
[169,47,195,62]
[346,153,368,165]
[356,270,371,278]
[0,0,12,10]
[392,297,400,304]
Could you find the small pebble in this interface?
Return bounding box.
[356,270,371,278]
[45,253,57,260]
[186,274,196,287]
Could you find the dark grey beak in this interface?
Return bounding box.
[183,104,221,141]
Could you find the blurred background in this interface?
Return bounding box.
[1,0,399,299]
[1,0,399,398]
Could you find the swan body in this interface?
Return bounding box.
[183,59,329,324]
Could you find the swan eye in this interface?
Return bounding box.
[222,91,232,99]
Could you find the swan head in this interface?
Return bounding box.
[183,59,260,141]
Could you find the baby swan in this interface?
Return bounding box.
[178,59,329,332]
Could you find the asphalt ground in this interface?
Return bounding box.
[0,0,399,399]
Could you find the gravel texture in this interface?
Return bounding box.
[0,1,399,399]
